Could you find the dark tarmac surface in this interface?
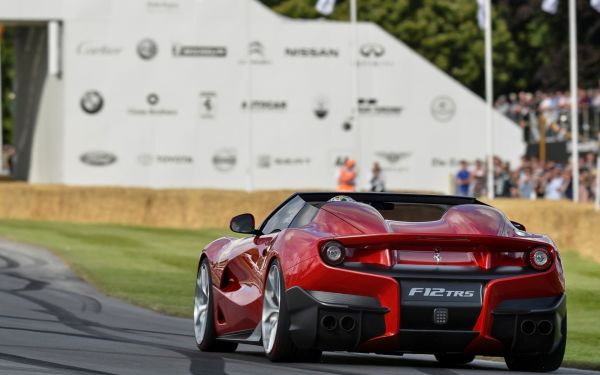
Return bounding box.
[0,238,598,375]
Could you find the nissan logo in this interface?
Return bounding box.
[80,90,104,114]
[80,151,117,166]
[137,38,158,60]
[360,43,385,58]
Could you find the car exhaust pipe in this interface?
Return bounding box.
[321,315,337,331]
[537,320,553,335]
[520,320,536,335]
[340,316,356,332]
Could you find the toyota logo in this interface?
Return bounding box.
[360,43,385,58]
[137,38,158,60]
[80,90,104,114]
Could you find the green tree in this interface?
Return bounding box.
[265,0,520,96]
[1,28,14,145]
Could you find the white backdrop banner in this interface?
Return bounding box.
[0,0,524,193]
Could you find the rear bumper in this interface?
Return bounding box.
[284,256,566,355]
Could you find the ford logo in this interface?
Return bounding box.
[80,151,117,166]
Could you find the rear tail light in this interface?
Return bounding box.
[528,248,552,271]
[320,241,346,266]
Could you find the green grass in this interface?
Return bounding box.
[0,219,598,369]
[0,219,233,316]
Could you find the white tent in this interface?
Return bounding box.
[0,0,524,193]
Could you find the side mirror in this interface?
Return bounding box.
[230,213,258,235]
[511,221,526,231]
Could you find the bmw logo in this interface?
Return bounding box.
[137,38,158,60]
[80,90,104,114]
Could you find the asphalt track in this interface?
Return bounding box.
[0,238,598,375]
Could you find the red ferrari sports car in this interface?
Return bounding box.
[194,192,566,371]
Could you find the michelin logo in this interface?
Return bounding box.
[409,287,475,298]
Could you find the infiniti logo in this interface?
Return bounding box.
[80,91,104,114]
[360,43,385,58]
[248,41,264,57]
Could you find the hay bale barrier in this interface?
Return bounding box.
[0,183,293,229]
[0,183,598,262]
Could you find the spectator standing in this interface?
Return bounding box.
[368,162,385,192]
[455,160,471,196]
[337,159,357,192]
[544,167,565,200]
[470,159,486,197]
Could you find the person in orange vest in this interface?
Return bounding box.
[337,159,357,192]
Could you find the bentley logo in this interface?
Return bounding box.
[433,248,442,263]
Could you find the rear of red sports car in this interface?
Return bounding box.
[278,193,566,371]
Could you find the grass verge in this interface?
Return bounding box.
[0,219,598,369]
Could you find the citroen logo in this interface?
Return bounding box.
[433,248,442,263]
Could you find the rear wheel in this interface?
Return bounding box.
[262,260,321,362]
[504,316,566,372]
[434,353,475,366]
[194,258,238,352]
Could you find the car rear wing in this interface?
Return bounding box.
[323,233,552,253]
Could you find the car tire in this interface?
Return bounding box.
[434,353,475,365]
[262,259,322,363]
[194,258,238,352]
[504,316,566,372]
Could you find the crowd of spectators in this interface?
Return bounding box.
[455,153,598,202]
[495,88,600,142]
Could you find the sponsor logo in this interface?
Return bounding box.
[431,96,456,122]
[375,151,411,173]
[240,41,272,65]
[358,98,403,116]
[146,0,180,12]
[137,38,158,60]
[314,97,329,119]
[147,93,159,106]
[375,152,411,164]
[173,44,227,57]
[249,41,264,57]
[242,100,287,111]
[431,158,462,168]
[359,43,385,58]
[285,48,339,58]
[408,287,475,298]
[212,149,237,172]
[257,155,311,168]
[80,90,104,114]
[128,93,177,116]
[80,151,117,166]
[138,154,193,165]
[358,42,394,66]
[200,92,217,119]
[76,42,122,56]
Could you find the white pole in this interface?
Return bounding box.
[47,21,61,77]
[484,0,494,199]
[595,152,600,211]
[350,0,361,189]
[245,2,254,191]
[0,31,3,162]
[569,0,580,202]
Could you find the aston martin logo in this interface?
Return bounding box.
[433,248,442,263]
